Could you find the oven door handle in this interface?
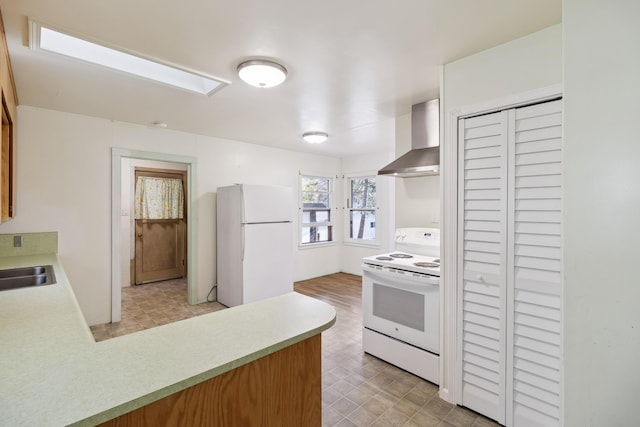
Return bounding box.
[361,264,440,286]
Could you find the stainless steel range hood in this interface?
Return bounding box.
[378,99,440,178]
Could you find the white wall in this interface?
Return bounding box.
[394,112,441,228]
[563,1,640,425]
[120,158,188,287]
[340,151,395,275]
[0,106,342,325]
[442,24,563,112]
[440,24,562,398]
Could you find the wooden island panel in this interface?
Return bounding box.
[98,335,321,427]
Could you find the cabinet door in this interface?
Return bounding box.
[506,100,562,427]
[1,94,13,221]
[458,99,563,427]
[458,110,509,424]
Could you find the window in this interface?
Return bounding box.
[347,176,377,243]
[300,175,333,245]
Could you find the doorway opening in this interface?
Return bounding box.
[111,148,198,323]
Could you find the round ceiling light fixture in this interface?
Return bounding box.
[302,131,328,144]
[237,59,287,88]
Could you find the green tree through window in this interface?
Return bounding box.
[349,176,376,241]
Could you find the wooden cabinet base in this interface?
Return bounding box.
[98,335,321,427]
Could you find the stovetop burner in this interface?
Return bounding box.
[389,253,413,259]
[414,261,440,268]
[363,252,440,277]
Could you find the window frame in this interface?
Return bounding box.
[299,173,335,247]
[344,173,379,247]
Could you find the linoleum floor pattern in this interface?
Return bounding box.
[91,274,499,427]
[90,278,225,342]
[295,273,500,427]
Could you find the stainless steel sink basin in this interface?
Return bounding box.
[0,266,48,278]
[0,265,56,291]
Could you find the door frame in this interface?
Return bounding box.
[111,148,198,322]
[440,84,562,404]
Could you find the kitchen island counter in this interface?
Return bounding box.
[0,254,336,426]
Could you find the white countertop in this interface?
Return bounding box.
[0,254,336,426]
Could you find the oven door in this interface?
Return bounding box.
[362,264,439,354]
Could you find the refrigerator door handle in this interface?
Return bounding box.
[241,226,245,261]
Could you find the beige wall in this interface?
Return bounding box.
[442,24,562,113]
[563,1,640,424]
[441,9,640,423]
[440,23,562,398]
[0,106,345,325]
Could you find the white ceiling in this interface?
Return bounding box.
[0,0,561,158]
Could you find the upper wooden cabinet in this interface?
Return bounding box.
[0,9,16,221]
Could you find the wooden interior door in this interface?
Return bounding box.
[134,169,186,285]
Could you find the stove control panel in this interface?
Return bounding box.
[395,228,439,242]
[394,227,441,258]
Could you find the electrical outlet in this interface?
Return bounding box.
[13,235,23,247]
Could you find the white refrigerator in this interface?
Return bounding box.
[216,184,294,307]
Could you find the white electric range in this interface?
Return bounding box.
[361,227,441,384]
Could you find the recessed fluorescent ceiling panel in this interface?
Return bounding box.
[28,20,229,96]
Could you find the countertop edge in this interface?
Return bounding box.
[72,313,336,427]
[0,254,337,427]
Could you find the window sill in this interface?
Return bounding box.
[343,240,380,249]
[298,241,337,250]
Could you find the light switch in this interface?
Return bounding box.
[121,209,129,216]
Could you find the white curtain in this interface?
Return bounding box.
[134,177,184,219]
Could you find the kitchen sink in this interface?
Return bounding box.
[0,265,56,291]
[0,266,48,278]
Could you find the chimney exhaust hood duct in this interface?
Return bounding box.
[378,99,440,178]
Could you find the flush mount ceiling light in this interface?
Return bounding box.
[302,132,328,144]
[28,19,229,96]
[237,59,287,88]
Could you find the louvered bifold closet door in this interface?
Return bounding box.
[458,110,508,425]
[506,100,562,427]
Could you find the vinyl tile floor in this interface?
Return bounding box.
[295,273,501,427]
[89,278,226,342]
[90,274,500,427]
